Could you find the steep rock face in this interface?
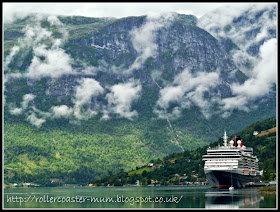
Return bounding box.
[68,16,146,67]
[64,13,243,100]
[155,23,237,76]
[69,14,238,75]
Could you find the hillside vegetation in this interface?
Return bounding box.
[4,113,207,186]
[92,117,276,186]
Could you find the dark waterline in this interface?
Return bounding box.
[4,186,276,209]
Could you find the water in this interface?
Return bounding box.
[4,186,276,209]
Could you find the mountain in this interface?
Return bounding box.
[3,7,276,185]
[198,4,277,75]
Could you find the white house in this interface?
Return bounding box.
[253,131,259,136]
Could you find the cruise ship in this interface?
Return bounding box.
[203,132,261,188]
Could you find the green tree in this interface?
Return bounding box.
[142,170,148,178]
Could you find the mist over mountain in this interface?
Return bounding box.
[3,5,276,183]
[198,4,277,102]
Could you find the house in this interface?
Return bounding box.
[174,173,180,178]
[147,163,154,167]
[50,178,63,183]
[151,180,158,184]
[253,131,259,136]
[197,178,202,182]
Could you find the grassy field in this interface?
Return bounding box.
[257,127,277,136]
[128,167,152,176]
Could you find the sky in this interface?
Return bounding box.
[3,2,254,23]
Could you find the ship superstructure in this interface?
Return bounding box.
[203,132,261,188]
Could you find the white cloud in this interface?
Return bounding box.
[4,13,73,80]
[198,3,276,53]
[197,4,276,118]
[4,46,20,71]
[18,15,74,79]
[4,12,95,82]
[47,15,63,26]
[20,24,53,48]
[10,78,105,125]
[125,13,174,74]
[105,79,142,120]
[157,86,185,109]
[74,78,104,106]
[51,105,73,118]
[198,4,252,36]
[155,68,220,119]
[234,39,276,98]
[231,50,257,77]
[26,45,74,79]
[8,94,49,127]
[80,66,98,75]
[73,78,104,119]
[9,94,35,115]
[26,112,46,127]
[222,95,249,111]
[219,38,277,116]
[9,107,23,116]
[46,15,69,47]
[21,94,36,109]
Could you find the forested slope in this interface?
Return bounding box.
[93,117,276,186]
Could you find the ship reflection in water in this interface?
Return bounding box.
[205,188,264,209]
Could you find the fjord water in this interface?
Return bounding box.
[4,186,276,209]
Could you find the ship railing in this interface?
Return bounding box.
[207,147,253,151]
[250,172,257,176]
[243,169,250,175]
[204,167,238,171]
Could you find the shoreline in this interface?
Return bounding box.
[4,184,210,189]
[257,186,276,194]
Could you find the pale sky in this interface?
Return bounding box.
[3,2,259,23]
